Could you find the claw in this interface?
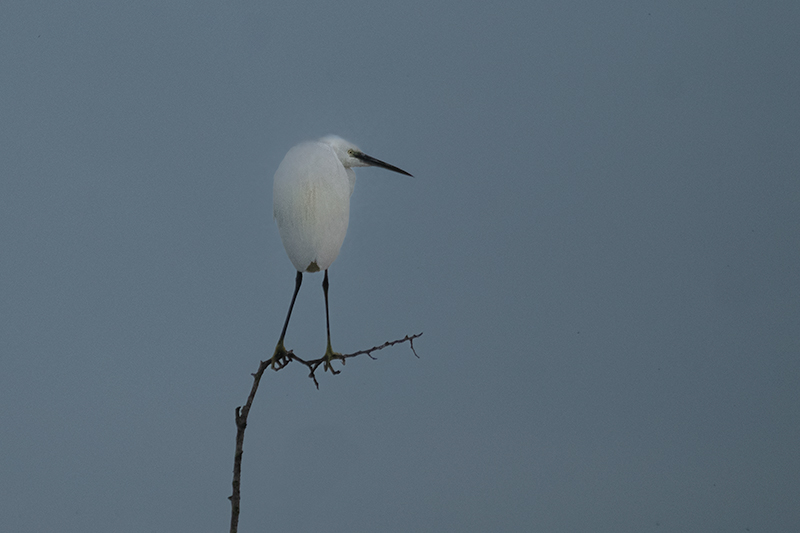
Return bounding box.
[323,342,341,374]
[270,341,290,370]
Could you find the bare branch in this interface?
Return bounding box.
[228,332,422,533]
[285,333,423,388]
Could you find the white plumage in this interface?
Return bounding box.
[273,138,355,272]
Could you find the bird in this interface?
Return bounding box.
[270,135,412,372]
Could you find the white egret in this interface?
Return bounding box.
[271,135,412,371]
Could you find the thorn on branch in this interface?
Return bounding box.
[409,335,420,358]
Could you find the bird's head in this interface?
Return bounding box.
[320,135,413,176]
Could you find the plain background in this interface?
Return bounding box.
[2,1,799,531]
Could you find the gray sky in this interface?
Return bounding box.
[2,1,798,531]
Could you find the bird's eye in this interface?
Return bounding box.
[347,149,355,156]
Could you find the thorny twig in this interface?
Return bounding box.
[228,332,422,533]
[275,333,422,388]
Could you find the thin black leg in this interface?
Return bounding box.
[322,269,339,372]
[279,271,303,344]
[323,269,331,349]
[272,271,302,369]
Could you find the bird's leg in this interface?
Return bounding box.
[271,271,302,370]
[322,269,341,373]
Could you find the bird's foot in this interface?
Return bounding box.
[323,343,342,374]
[270,342,291,370]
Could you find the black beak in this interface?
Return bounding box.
[356,152,413,177]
